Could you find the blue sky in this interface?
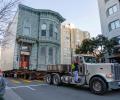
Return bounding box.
[23,0,101,37]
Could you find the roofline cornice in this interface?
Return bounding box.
[19,4,65,22]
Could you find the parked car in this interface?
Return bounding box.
[0,69,6,97]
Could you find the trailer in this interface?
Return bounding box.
[3,69,46,80]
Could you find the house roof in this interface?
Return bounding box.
[19,4,65,22]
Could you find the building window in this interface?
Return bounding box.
[49,24,53,37]
[55,48,58,64]
[40,47,46,64]
[41,24,47,36]
[48,47,53,64]
[23,19,31,36]
[23,27,30,35]
[109,20,120,31]
[55,25,58,40]
[107,4,118,16]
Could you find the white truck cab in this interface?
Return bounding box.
[45,54,120,95]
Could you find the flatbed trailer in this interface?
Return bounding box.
[3,69,46,80]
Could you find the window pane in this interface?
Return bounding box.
[49,24,53,37]
[55,26,58,40]
[108,5,118,16]
[113,5,117,13]
[49,47,53,64]
[55,48,57,64]
[40,47,46,64]
[109,20,120,31]
[108,8,113,15]
[23,27,30,35]
[111,22,115,30]
[115,20,120,28]
[41,24,47,36]
[41,30,46,36]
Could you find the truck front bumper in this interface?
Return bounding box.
[108,81,120,90]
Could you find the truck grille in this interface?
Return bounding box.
[112,64,120,80]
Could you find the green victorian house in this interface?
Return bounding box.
[1,4,65,71]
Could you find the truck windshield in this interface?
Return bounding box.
[84,56,97,63]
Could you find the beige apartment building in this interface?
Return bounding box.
[98,0,120,63]
[61,23,90,64]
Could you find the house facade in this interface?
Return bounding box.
[1,4,65,71]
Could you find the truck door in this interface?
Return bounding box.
[77,56,86,85]
[78,57,85,75]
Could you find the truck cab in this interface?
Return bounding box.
[45,54,120,95]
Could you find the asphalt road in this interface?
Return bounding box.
[1,78,120,100]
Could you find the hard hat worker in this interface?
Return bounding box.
[71,57,79,83]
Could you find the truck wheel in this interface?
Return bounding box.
[89,77,107,95]
[44,74,52,84]
[52,74,61,86]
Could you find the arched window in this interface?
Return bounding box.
[41,24,47,36]
[49,24,53,37]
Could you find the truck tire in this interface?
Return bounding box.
[44,74,52,84]
[89,77,107,95]
[52,74,61,86]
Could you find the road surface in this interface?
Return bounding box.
[1,78,120,100]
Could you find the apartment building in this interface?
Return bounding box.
[98,0,120,38]
[61,23,90,64]
[98,0,120,62]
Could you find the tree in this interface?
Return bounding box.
[75,38,96,54]
[0,0,20,45]
[105,37,118,55]
[75,34,117,62]
[95,35,108,53]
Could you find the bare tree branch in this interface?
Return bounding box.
[0,0,21,46]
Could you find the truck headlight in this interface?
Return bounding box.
[106,73,113,78]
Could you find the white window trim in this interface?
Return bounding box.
[109,19,120,31]
[107,4,118,16]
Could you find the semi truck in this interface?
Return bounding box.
[44,54,120,95]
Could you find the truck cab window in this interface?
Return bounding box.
[84,56,96,63]
[79,57,83,63]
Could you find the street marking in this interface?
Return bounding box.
[6,87,24,100]
[34,80,44,83]
[10,79,21,84]
[27,86,36,91]
[6,84,48,90]
[20,79,32,83]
